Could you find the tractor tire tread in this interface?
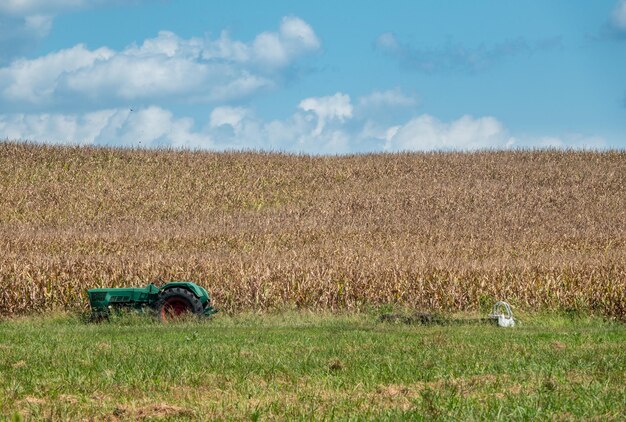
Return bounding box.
[156,287,204,317]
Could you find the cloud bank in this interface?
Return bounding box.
[0,92,606,154]
[0,17,320,110]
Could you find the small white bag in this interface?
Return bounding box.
[489,301,516,327]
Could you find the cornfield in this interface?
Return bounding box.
[0,142,624,318]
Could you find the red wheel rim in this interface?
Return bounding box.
[161,297,191,320]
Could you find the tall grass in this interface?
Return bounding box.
[0,142,624,317]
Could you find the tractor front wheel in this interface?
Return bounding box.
[156,287,204,321]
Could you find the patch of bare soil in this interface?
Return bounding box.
[112,403,193,420]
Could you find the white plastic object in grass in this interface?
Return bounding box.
[489,301,516,327]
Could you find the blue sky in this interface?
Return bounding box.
[0,0,624,154]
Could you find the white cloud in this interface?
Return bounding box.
[0,102,351,153]
[0,106,214,148]
[209,106,249,129]
[0,95,609,154]
[0,17,320,109]
[1,44,115,104]
[279,16,320,50]
[114,107,214,148]
[207,102,352,153]
[201,31,250,63]
[0,109,117,145]
[201,20,315,65]
[252,16,320,67]
[298,93,353,136]
[612,0,626,32]
[356,89,417,118]
[384,114,515,151]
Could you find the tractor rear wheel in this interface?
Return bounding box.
[156,287,204,321]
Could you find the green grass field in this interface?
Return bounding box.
[1,312,624,421]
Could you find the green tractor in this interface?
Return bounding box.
[87,282,216,321]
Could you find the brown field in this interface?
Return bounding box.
[0,142,624,318]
